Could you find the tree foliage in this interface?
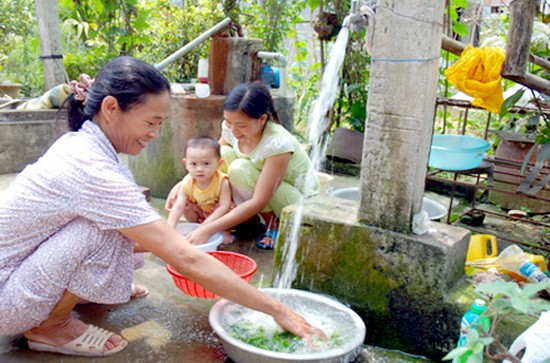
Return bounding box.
[0,0,311,96]
[0,0,41,95]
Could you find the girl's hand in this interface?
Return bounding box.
[186,226,214,246]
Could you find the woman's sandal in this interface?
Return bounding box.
[256,228,279,250]
[27,324,128,357]
[131,283,149,298]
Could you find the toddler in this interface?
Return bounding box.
[167,136,234,244]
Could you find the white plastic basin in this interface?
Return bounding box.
[175,222,223,251]
[209,288,366,363]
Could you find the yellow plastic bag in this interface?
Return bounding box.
[445,45,505,113]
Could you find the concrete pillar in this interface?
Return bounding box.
[358,0,445,233]
[208,37,264,95]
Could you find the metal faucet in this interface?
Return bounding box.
[342,0,376,52]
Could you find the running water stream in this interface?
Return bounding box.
[274,25,351,288]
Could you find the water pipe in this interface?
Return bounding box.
[342,0,361,28]
[257,51,288,96]
[155,17,232,71]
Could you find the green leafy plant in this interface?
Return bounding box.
[332,27,370,133]
[447,0,470,39]
[226,321,343,353]
[0,0,42,96]
[443,280,550,363]
[138,0,222,82]
[242,0,306,52]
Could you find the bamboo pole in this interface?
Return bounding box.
[529,54,550,72]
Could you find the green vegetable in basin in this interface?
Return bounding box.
[226,322,343,353]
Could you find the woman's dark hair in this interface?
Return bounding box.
[185,136,221,159]
[223,82,280,124]
[67,56,171,131]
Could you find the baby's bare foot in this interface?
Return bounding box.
[221,230,235,244]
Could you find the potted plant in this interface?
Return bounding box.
[0,72,22,99]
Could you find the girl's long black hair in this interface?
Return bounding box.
[223,82,280,124]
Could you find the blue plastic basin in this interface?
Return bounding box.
[429,134,490,171]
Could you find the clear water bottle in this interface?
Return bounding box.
[504,311,550,363]
[497,245,549,284]
[454,299,491,363]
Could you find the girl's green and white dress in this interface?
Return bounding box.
[220,120,319,218]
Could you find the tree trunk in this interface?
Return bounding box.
[35,0,67,90]
[503,0,538,78]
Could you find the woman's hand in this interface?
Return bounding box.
[272,303,327,345]
[164,181,183,211]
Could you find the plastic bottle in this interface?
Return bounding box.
[497,245,549,284]
[454,299,491,363]
[197,58,208,84]
[503,311,550,363]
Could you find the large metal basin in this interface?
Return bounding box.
[209,288,366,363]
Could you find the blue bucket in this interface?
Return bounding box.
[429,134,490,171]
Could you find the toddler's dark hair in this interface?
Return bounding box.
[185,136,221,158]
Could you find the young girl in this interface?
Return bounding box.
[167,136,234,244]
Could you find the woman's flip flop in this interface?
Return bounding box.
[256,228,279,250]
